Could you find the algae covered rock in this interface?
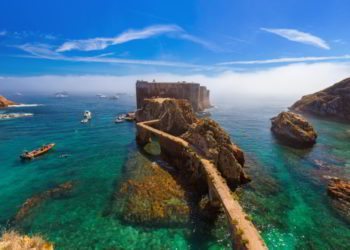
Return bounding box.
[271,111,317,148]
[113,152,190,226]
[290,77,350,121]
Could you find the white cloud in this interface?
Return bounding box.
[261,28,330,50]
[56,24,215,52]
[218,55,350,65]
[2,62,350,100]
[0,30,7,36]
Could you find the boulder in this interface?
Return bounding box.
[0,96,17,107]
[290,77,350,121]
[327,178,350,223]
[271,111,317,148]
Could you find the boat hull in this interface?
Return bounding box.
[20,143,55,160]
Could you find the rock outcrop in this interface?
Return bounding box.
[136,98,198,135]
[271,111,317,147]
[327,178,350,223]
[290,77,350,121]
[0,231,53,250]
[181,119,250,185]
[0,95,17,107]
[136,97,249,187]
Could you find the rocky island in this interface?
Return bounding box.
[132,81,267,249]
[271,111,317,148]
[291,77,350,122]
[0,95,17,107]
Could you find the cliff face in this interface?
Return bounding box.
[136,81,211,112]
[136,97,249,187]
[0,95,17,107]
[271,111,317,148]
[290,77,350,121]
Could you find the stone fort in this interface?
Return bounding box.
[136,80,211,111]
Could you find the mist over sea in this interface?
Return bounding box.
[0,94,349,249]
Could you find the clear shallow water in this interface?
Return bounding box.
[0,95,349,249]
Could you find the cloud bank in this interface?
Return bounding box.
[218,55,350,65]
[261,28,330,50]
[2,62,350,99]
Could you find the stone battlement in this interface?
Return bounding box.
[136,80,211,111]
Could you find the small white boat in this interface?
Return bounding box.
[97,94,107,98]
[109,95,119,100]
[115,118,124,123]
[115,114,126,123]
[81,110,92,123]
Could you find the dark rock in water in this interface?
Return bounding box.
[290,77,350,121]
[271,111,317,148]
[14,181,75,222]
[327,178,350,223]
[0,95,17,107]
[181,118,250,186]
[113,152,190,227]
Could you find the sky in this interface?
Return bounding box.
[1,0,350,96]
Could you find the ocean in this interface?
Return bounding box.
[0,94,349,249]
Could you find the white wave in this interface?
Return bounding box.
[0,113,34,120]
[8,104,42,108]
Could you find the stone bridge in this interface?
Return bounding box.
[136,120,267,250]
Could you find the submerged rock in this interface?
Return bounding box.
[327,178,350,223]
[0,231,53,250]
[271,111,317,148]
[0,95,17,108]
[14,181,75,222]
[113,152,190,226]
[290,77,350,121]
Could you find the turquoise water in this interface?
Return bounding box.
[0,95,349,249]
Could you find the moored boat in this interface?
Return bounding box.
[20,143,55,160]
[81,110,92,123]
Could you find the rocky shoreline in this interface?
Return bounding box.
[0,95,17,107]
[290,77,350,122]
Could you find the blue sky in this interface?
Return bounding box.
[1,0,350,95]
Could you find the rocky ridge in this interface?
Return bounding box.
[291,77,350,121]
[136,97,249,187]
